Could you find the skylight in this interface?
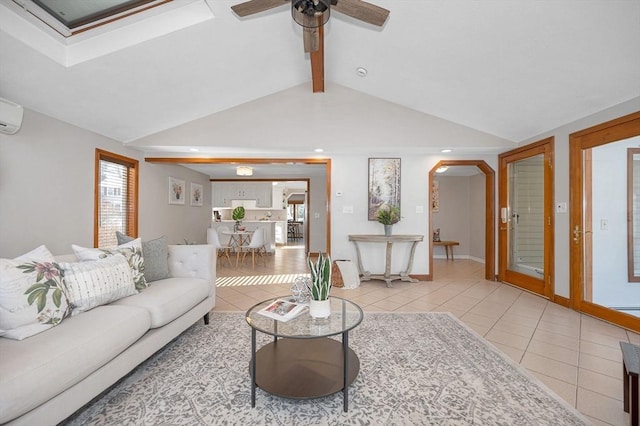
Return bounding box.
[13,0,172,37]
[1,0,214,66]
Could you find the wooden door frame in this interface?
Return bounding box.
[428,160,495,281]
[145,157,331,256]
[498,137,555,300]
[569,111,640,331]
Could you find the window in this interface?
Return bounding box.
[95,149,138,248]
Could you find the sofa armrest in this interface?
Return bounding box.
[167,244,215,288]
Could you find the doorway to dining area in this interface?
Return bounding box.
[214,180,312,287]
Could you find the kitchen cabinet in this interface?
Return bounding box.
[212,182,272,208]
[274,221,287,244]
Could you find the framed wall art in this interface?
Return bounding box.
[190,182,203,207]
[432,179,440,212]
[168,177,185,205]
[368,158,401,220]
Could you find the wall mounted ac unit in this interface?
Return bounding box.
[0,97,24,135]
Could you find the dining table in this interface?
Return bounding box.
[221,230,254,267]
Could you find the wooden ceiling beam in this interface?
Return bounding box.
[310,23,324,93]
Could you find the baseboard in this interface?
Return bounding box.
[553,295,571,308]
[411,274,430,282]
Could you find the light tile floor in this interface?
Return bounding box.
[213,247,639,425]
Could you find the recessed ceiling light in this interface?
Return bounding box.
[436,166,449,174]
[314,148,324,153]
[356,67,367,77]
[441,149,452,153]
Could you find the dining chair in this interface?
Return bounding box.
[206,228,232,266]
[240,228,267,268]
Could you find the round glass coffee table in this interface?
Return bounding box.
[246,296,364,412]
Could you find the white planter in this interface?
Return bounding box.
[309,299,331,319]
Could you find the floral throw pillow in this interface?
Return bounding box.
[0,246,72,340]
[72,239,148,291]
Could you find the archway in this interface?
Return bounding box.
[429,160,495,281]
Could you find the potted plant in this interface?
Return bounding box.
[232,206,245,231]
[376,205,400,236]
[306,252,332,318]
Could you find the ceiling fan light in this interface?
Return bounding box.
[292,0,330,28]
[236,166,253,176]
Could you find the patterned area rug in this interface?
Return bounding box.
[64,312,590,425]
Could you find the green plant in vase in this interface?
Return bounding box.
[232,206,245,231]
[306,252,332,318]
[376,205,400,236]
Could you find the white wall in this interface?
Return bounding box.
[469,174,486,260]
[330,155,495,275]
[591,136,640,307]
[519,96,640,298]
[0,109,211,257]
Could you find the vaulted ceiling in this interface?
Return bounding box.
[1,0,639,160]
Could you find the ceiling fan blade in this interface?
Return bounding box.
[231,0,289,17]
[332,0,389,26]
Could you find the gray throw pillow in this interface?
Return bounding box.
[116,232,169,283]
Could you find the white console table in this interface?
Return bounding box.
[348,234,424,287]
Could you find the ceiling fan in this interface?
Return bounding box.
[231,0,390,92]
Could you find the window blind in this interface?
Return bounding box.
[95,150,138,248]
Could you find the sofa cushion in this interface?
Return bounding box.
[0,304,151,424]
[59,255,137,315]
[72,238,147,291]
[116,232,169,283]
[110,277,209,328]
[0,246,72,340]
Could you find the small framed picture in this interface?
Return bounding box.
[168,177,185,205]
[191,182,203,206]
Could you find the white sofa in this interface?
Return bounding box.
[0,244,216,426]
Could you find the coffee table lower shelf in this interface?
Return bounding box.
[250,337,360,407]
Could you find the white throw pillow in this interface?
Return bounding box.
[0,246,71,340]
[60,255,136,315]
[72,238,147,291]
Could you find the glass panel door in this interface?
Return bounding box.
[569,112,640,332]
[507,154,545,278]
[499,138,554,298]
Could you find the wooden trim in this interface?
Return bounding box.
[569,111,640,331]
[146,157,330,165]
[411,274,429,282]
[146,156,331,257]
[497,137,554,299]
[429,160,495,281]
[310,23,324,93]
[628,148,640,282]
[553,295,571,308]
[584,149,593,299]
[570,111,640,148]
